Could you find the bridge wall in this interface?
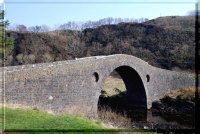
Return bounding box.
[1,54,195,118]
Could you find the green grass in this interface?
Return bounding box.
[0,107,155,134]
[0,107,104,131]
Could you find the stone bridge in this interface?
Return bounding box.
[1,54,195,118]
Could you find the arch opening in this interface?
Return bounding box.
[98,66,147,126]
[93,72,99,82]
[146,74,150,82]
[114,66,147,109]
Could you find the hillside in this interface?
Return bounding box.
[144,16,195,32]
[5,16,195,71]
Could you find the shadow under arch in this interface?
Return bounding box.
[114,65,147,110]
[98,65,147,122]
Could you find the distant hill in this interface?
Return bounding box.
[5,16,195,71]
[144,16,195,32]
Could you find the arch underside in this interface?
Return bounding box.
[114,66,147,110]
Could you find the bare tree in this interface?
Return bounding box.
[28,25,49,32]
[106,17,114,25]
[40,25,50,32]
[28,26,41,32]
[16,24,28,32]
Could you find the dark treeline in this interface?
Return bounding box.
[5,16,195,71]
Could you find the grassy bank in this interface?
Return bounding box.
[0,107,104,131]
[101,75,125,97]
[152,87,196,114]
[0,107,153,134]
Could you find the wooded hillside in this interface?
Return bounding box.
[5,16,195,71]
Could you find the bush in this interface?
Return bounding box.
[98,106,132,128]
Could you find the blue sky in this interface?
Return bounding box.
[1,0,198,29]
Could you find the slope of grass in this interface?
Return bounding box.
[0,107,104,131]
[0,107,154,134]
[101,76,125,97]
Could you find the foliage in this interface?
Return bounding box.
[5,16,195,71]
[82,17,195,71]
[0,10,13,65]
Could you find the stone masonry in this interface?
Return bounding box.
[0,54,195,118]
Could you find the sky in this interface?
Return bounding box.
[1,0,199,29]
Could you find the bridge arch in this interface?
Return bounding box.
[99,65,147,110]
[4,54,195,118]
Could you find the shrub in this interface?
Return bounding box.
[42,53,54,62]
[98,106,132,128]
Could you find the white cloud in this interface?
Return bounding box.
[0,0,3,4]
